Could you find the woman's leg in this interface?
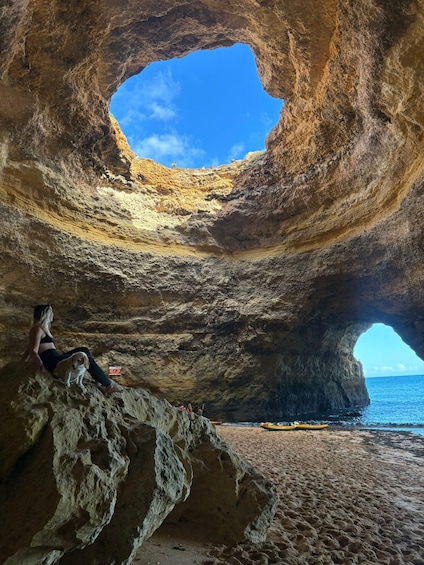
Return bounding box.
[40,349,69,372]
[66,347,112,387]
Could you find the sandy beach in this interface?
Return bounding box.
[136,427,424,565]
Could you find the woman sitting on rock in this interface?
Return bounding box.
[22,304,123,394]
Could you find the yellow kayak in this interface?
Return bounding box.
[260,422,296,431]
[260,422,328,431]
[295,423,329,430]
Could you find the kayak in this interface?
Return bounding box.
[295,423,329,430]
[209,420,223,426]
[260,422,296,431]
[260,422,328,431]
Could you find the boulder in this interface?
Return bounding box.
[0,363,277,564]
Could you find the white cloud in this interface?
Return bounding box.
[143,69,180,105]
[149,101,176,121]
[134,132,205,168]
[367,361,424,377]
[111,68,209,166]
[374,365,395,373]
[228,142,245,161]
[113,68,180,129]
[118,107,148,128]
[134,133,184,159]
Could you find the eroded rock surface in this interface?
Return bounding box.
[1,0,424,421]
[0,363,277,564]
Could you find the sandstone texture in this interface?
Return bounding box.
[1,0,424,424]
[0,363,277,564]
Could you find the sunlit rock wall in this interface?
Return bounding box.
[1,0,424,419]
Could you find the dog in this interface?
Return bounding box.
[54,352,89,391]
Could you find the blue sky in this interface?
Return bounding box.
[110,43,282,168]
[354,323,424,378]
[110,45,424,379]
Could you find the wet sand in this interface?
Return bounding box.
[136,427,424,565]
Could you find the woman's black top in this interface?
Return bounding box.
[40,334,54,344]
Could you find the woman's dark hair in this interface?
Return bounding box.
[33,304,51,321]
[32,304,53,337]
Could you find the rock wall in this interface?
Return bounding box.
[1,0,424,421]
[0,363,277,564]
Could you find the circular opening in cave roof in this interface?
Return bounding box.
[110,43,283,170]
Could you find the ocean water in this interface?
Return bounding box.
[235,375,424,436]
[321,374,424,436]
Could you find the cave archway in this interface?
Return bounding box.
[110,43,283,169]
[354,323,424,378]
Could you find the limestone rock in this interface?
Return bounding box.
[1,0,424,422]
[0,363,277,564]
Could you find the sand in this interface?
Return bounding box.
[135,427,424,565]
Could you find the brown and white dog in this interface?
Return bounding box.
[54,352,89,391]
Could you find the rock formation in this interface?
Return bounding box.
[0,363,277,564]
[1,0,424,423]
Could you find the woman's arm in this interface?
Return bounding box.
[23,326,45,370]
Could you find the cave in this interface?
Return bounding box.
[1,0,424,422]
